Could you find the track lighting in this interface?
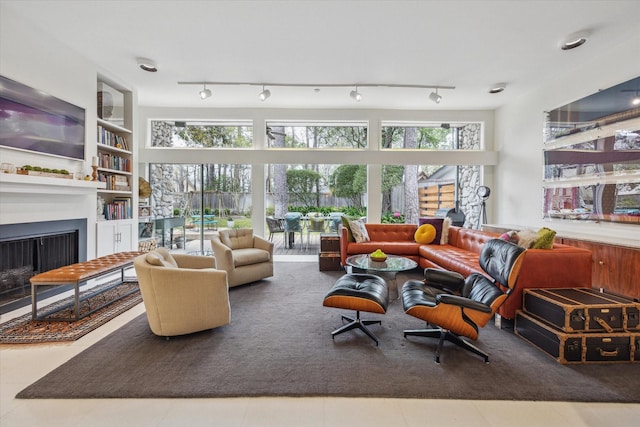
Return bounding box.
[137,57,158,72]
[178,81,455,102]
[199,84,212,99]
[489,83,506,94]
[429,89,442,104]
[259,85,271,101]
[349,86,362,102]
[561,31,589,50]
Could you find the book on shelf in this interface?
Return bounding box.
[97,153,131,172]
[97,126,129,150]
[103,197,132,220]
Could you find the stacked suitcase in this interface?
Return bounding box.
[515,287,640,364]
[319,233,342,271]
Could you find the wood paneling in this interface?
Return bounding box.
[559,238,640,300]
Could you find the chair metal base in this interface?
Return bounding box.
[403,328,490,364]
[332,311,382,346]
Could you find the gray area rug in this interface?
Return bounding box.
[17,262,640,402]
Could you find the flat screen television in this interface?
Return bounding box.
[0,75,85,161]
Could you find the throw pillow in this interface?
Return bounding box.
[516,229,539,249]
[418,217,444,245]
[341,216,356,242]
[441,217,452,244]
[348,219,370,243]
[414,224,437,244]
[499,230,519,244]
[533,227,556,249]
[151,248,178,268]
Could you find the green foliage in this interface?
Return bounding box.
[286,169,322,207]
[173,208,181,216]
[175,125,252,148]
[381,212,405,224]
[330,165,366,207]
[340,206,367,217]
[382,165,404,191]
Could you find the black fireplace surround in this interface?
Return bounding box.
[0,219,86,314]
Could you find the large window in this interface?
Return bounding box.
[149,162,252,254]
[150,120,252,148]
[378,123,483,227]
[380,122,482,150]
[266,163,366,218]
[266,122,367,149]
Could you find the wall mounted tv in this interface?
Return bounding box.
[0,75,85,161]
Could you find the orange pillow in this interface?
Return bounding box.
[414,224,437,244]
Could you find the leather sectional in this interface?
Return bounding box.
[339,223,593,320]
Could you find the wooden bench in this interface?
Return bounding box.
[30,251,142,321]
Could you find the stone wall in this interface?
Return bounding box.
[150,121,180,218]
[458,123,482,228]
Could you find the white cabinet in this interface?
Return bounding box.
[96,219,135,257]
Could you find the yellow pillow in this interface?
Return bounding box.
[415,224,437,244]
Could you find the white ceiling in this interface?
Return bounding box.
[3,0,639,110]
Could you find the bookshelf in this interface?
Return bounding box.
[96,79,136,256]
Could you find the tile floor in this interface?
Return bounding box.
[1,257,639,426]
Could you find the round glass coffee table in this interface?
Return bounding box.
[345,254,418,300]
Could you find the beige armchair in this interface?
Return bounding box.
[211,228,274,287]
[133,248,230,337]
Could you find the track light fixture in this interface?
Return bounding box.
[429,89,442,104]
[350,86,362,102]
[179,81,455,104]
[259,85,271,101]
[199,84,212,100]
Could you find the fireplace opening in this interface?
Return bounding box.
[0,219,86,314]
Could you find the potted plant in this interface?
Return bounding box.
[227,217,235,229]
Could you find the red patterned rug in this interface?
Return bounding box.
[0,281,141,344]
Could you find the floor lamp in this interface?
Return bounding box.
[477,186,490,230]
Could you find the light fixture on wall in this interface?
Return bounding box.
[350,86,362,102]
[199,84,212,100]
[259,85,271,101]
[178,81,455,104]
[429,89,442,104]
[489,83,506,94]
[137,57,158,72]
[560,31,589,50]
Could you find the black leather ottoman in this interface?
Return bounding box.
[323,273,389,346]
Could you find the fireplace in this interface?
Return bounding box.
[0,219,86,314]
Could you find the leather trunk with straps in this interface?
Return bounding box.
[515,310,640,364]
[522,287,640,333]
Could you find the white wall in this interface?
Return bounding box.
[0,6,99,257]
[494,35,640,247]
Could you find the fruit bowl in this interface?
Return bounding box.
[369,251,387,262]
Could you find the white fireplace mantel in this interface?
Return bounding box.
[0,172,106,195]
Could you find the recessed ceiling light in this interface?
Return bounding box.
[137,57,158,72]
[489,83,506,94]
[561,31,589,50]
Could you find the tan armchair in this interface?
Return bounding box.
[211,228,274,287]
[133,248,230,337]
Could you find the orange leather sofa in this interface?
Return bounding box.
[339,224,593,320]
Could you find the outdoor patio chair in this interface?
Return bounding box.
[266,216,286,241]
[284,212,304,249]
